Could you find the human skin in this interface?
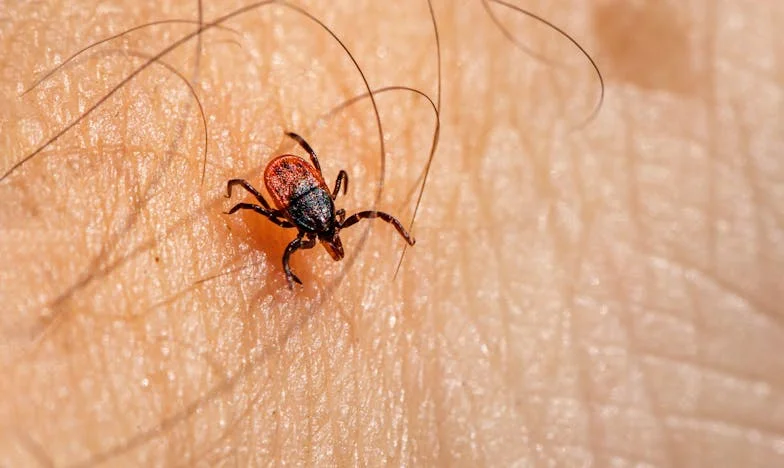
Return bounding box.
[1,0,783,465]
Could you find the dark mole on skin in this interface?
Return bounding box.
[591,0,698,95]
[225,132,415,290]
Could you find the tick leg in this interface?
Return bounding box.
[332,170,349,199]
[226,178,273,211]
[341,211,416,246]
[286,131,321,175]
[283,233,317,289]
[336,208,346,224]
[225,203,294,228]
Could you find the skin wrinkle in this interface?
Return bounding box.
[548,209,591,464]
[705,0,720,278]
[667,411,784,445]
[43,141,165,318]
[622,248,782,447]
[614,252,676,464]
[735,102,774,308]
[561,92,608,461]
[645,243,782,331]
[324,337,341,464]
[642,350,784,405]
[569,223,603,465]
[25,22,231,176]
[38,185,189,325]
[617,234,777,352]
[591,106,674,462]
[306,321,314,464]
[470,131,531,458]
[604,238,668,462]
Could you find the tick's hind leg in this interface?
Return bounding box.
[226,178,274,211]
[286,132,322,174]
[283,233,317,289]
[332,170,348,199]
[225,203,293,228]
[341,210,416,246]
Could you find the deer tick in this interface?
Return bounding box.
[225,132,415,289]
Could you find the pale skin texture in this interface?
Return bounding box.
[0,0,783,466]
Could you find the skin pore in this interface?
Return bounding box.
[1,0,783,465]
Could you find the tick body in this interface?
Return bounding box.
[225,132,415,289]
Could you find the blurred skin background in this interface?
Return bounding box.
[1,0,783,465]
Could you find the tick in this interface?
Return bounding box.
[225,132,416,289]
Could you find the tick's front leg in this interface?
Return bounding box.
[282,233,317,289]
[341,210,415,246]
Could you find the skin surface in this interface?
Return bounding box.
[1,0,783,466]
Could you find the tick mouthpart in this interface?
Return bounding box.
[321,236,344,261]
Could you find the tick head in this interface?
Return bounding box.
[320,233,344,261]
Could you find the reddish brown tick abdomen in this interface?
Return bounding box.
[264,154,329,211]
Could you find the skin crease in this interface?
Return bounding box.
[1,0,783,465]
